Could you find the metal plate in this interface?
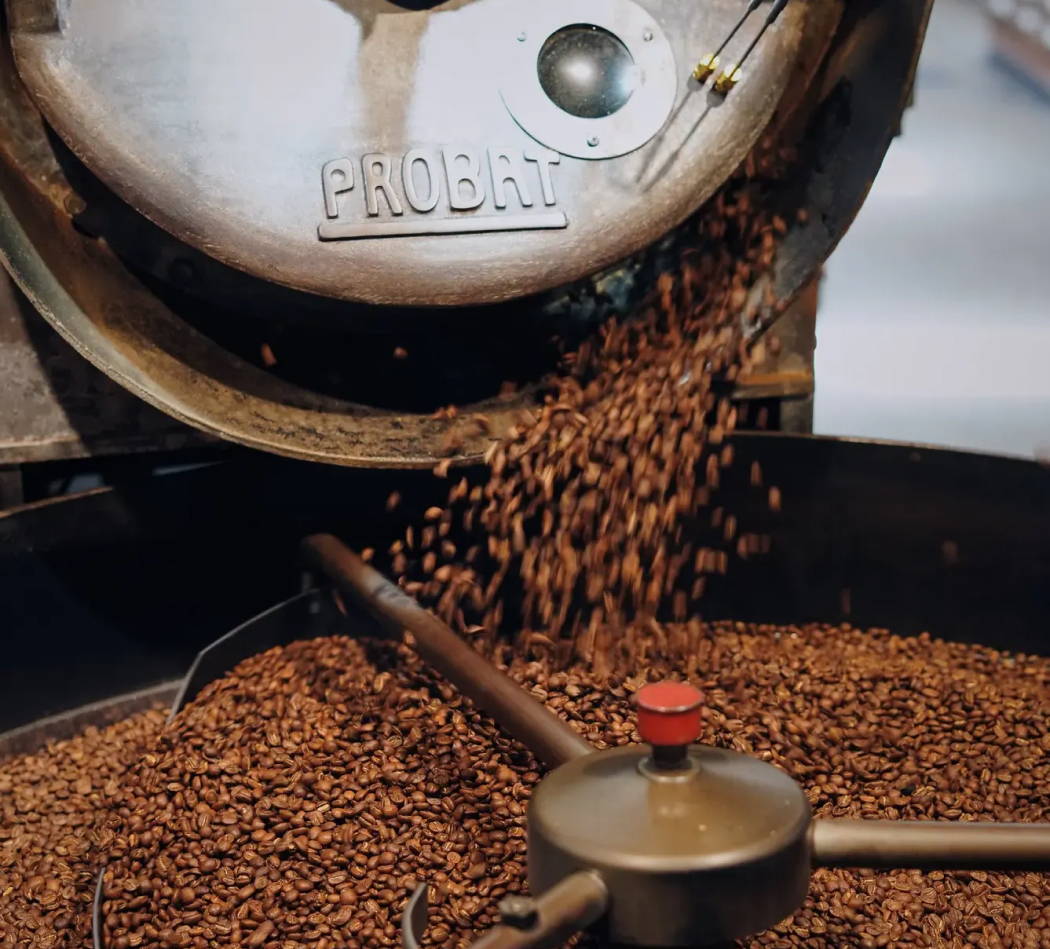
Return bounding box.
[0,44,526,468]
[499,0,677,160]
[0,272,212,464]
[170,589,365,717]
[0,0,933,466]
[7,0,827,306]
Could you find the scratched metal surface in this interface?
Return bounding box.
[0,272,212,465]
[7,0,829,306]
[0,0,929,465]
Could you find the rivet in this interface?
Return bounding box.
[643,27,654,41]
[517,31,527,42]
[587,136,600,147]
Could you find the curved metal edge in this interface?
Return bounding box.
[93,867,105,949]
[0,24,520,469]
[402,882,430,949]
[0,2,865,466]
[0,178,512,468]
[0,681,177,758]
[5,0,828,308]
[735,429,1040,466]
[169,587,375,719]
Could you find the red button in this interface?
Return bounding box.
[635,681,704,747]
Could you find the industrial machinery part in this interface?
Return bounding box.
[406,871,610,949]
[4,0,830,305]
[527,725,813,944]
[79,524,1050,946]
[297,535,1050,948]
[2,435,1049,944]
[0,1,932,465]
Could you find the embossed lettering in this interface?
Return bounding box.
[402,149,440,213]
[524,148,560,207]
[487,147,534,210]
[317,145,567,240]
[362,153,404,217]
[321,158,354,219]
[442,148,485,211]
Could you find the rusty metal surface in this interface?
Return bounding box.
[735,275,817,401]
[6,0,831,307]
[769,0,936,306]
[0,272,212,464]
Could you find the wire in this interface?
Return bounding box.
[713,0,763,62]
[734,0,790,75]
[692,0,762,82]
[713,0,792,95]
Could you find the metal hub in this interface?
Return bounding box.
[527,683,812,946]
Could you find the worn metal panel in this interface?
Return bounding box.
[0,273,212,463]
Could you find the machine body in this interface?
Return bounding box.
[0,0,933,466]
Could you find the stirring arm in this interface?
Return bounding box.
[812,819,1050,871]
[402,872,609,949]
[301,534,594,769]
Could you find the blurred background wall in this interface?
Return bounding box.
[814,0,1050,458]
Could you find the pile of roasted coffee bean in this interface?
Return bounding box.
[85,623,1049,949]
[0,709,166,949]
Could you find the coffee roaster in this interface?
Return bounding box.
[8,2,1050,947]
[3,438,1050,946]
[0,0,930,470]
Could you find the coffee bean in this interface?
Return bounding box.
[0,709,166,947]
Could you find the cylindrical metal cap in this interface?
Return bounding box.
[635,681,703,747]
[528,744,813,946]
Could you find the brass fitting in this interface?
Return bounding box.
[713,65,741,96]
[691,53,718,83]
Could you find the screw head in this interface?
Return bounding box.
[517,31,527,42]
[643,27,654,41]
[587,135,600,147]
[63,192,88,216]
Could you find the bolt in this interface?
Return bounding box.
[643,27,654,41]
[587,136,600,147]
[499,895,539,930]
